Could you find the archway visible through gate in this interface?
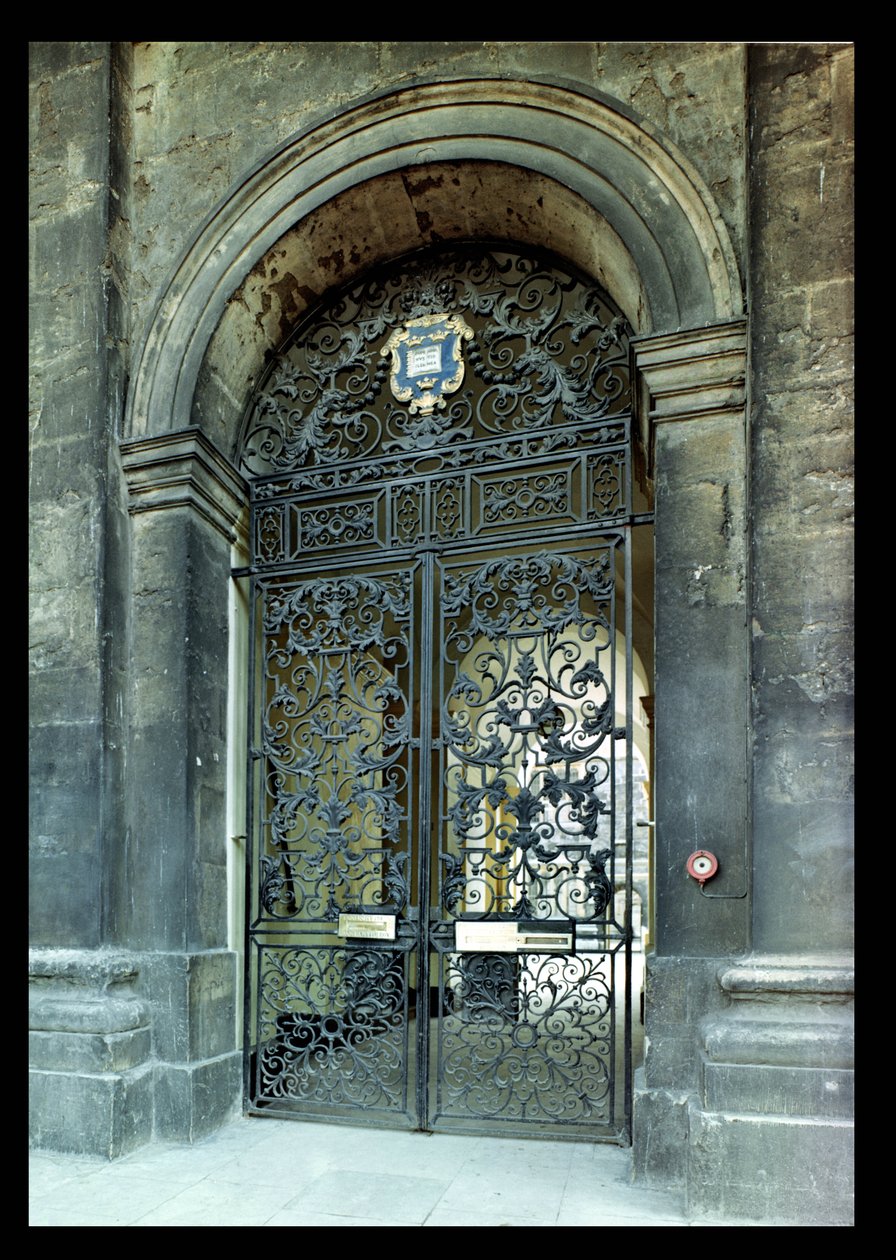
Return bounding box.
[236,241,653,1140]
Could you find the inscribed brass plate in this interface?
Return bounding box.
[337,913,397,940]
[454,921,574,953]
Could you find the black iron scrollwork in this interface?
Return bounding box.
[257,946,406,1108]
[245,242,635,1135]
[439,550,617,923]
[240,244,630,476]
[259,571,414,921]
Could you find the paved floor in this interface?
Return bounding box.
[30,1114,702,1228]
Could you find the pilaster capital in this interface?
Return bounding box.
[119,427,248,543]
[632,319,748,476]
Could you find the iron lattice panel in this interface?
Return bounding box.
[433,949,615,1130]
[253,565,418,925]
[429,541,627,1135]
[252,940,413,1120]
[435,546,619,925]
[250,438,631,565]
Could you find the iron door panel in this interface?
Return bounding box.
[241,242,640,1140]
[247,558,424,1124]
[430,538,630,1136]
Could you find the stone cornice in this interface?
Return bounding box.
[119,427,248,543]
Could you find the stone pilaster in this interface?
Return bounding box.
[29,42,114,948]
[631,320,749,1187]
[631,290,854,1222]
[748,44,853,960]
[116,430,248,1143]
[633,321,750,956]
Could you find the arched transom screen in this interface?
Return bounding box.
[239,241,631,478]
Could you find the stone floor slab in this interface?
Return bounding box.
[32,1170,188,1224]
[264,1208,414,1226]
[283,1168,450,1224]
[130,1177,297,1226]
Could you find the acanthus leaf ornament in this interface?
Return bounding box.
[380,312,474,418]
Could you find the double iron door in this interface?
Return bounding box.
[245,510,634,1140]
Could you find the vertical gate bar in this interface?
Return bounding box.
[623,521,634,1143]
[415,551,435,1130]
[243,562,260,1109]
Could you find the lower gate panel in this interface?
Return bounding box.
[245,533,635,1140]
[431,947,620,1137]
[251,939,414,1124]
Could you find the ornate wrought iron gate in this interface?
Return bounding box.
[239,243,641,1140]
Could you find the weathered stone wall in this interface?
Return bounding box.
[124,41,746,364]
[29,43,114,946]
[667,44,854,1225]
[749,44,854,955]
[30,37,750,949]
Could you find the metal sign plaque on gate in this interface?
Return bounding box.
[337,912,397,941]
[455,920,575,954]
[380,312,474,415]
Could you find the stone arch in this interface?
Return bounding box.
[117,73,749,1153]
[125,76,743,449]
[197,164,649,461]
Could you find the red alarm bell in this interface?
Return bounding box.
[686,850,719,886]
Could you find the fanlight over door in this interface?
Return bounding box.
[239,242,643,1140]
